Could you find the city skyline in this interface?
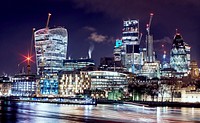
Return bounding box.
[0,0,200,74]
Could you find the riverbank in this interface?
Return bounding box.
[130,101,200,108]
[2,97,200,108]
[0,97,97,105]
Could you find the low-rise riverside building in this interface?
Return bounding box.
[0,76,12,96]
[58,71,91,96]
[58,70,129,98]
[11,74,37,96]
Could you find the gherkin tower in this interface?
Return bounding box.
[170,33,189,75]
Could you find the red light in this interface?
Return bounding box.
[150,13,154,16]
[19,53,34,65]
[27,57,30,61]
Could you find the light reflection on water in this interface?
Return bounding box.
[1,101,200,123]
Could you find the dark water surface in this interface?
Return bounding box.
[1,101,200,123]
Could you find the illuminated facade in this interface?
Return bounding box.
[38,74,58,95]
[190,61,199,79]
[139,61,160,79]
[185,43,191,68]
[34,27,68,95]
[88,71,128,91]
[34,27,68,75]
[58,70,129,98]
[114,20,140,73]
[63,58,95,71]
[59,71,91,96]
[0,76,12,96]
[11,74,37,96]
[170,33,189,75]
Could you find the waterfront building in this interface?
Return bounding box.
[181,89,200,102]
[34,27,68,95]
[88,71,128,91]
[38,73,58,96]
[63,58,95,71]
[11,74,37,96]
[58,70,129,98]
[170,33,189,76]
[58,71,91,96]
[0,76,12,96]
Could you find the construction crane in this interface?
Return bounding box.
[46,13,51,29]
[146,13,154,62]
[27,28,36,74]
[139,33,143,44]
[146,13,154,36]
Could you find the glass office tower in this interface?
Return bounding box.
[34,27,68,95]
[170,33,188,76]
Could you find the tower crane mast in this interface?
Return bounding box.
[146,13,154,36]
[146,13,154,62]
[46,13,51,29]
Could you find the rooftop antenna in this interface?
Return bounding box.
[176,28,180,35]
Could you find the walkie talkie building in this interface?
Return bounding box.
[34,27,68,95]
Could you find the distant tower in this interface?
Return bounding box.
[121,19,140,73]
[114,39,123,62]
[170,33,189,75]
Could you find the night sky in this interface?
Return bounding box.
[0,0,200,75]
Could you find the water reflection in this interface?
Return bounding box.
[1,101,200,123]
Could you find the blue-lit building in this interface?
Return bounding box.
[11,74,37,96]
[34,27,68,95]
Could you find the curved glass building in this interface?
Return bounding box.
[34,27,68,95]
[170,33,188,76]
[34,27,68,75]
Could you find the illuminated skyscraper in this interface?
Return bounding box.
[34,27,68,75]
[34,27,68,95]
[114,20,140,73]
[170,33,189,75]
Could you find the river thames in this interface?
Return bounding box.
[1,101,200,123]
